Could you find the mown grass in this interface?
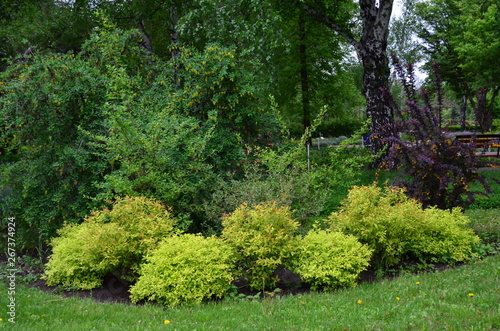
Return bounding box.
[1,254,499,330]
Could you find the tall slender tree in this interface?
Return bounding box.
[288,0,396,153]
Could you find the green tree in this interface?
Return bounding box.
[416,0,499,132]
[0,53,109,250]
[287,0,397,153]
[178,1,365,136]
[0,0,96,70]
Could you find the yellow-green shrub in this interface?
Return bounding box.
[411,207,481,263]
[86,196,177,266]
[129,234,236,307]
[291,230,372,290]
[328,184,480,268]
[221,201,299,290]
[43,222,130,289]
[43,196,176,289]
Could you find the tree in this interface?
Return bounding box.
[416,0,500,132]
[0,0,96,69]
[173,0,365,137]
[388,1,423,66]
[288,0,396,153]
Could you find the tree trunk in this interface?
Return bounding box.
[296,0,395,156]
[460,95,467,131]
[298,12,312,137]
[474,88,498,132]
[355,0,395,155]
[170,3,180,59]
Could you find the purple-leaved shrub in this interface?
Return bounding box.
[376,57,498,209]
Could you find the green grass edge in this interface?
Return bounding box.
[1,255,499,330]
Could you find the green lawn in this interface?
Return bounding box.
[1,254,499,330]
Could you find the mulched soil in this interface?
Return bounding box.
[29,274,132,304]
[24,264,384,305]
[4,253,455,305]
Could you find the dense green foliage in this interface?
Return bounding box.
[415,0,499,132]
[203,118,375,232]
[291,229,372,290]
[0,18,279,249]
[328,184,480,269]
[1,0,499,316]
[43,196,176,289]
[0,52,109,250]
[221,202,299,290]
[130,234,236,307]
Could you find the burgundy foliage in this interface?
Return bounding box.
[376,56,498,209]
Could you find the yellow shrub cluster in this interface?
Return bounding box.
[44,186,482,306]
[43,196,176,289]
[328,184,480,267]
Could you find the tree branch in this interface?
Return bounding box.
[292,0,358,48]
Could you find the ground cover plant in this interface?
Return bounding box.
[1,254,498,330]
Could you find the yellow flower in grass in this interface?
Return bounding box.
[415,282,420,285]
[164,320,171,324]
[396,297,400,300]
[357,300,363,304]
[468,293,474,297]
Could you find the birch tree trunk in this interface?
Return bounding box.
[295,0,395,155]
[354,0,394,154]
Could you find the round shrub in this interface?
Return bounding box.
[129,234,236,307]
[43,196,176,289]
[87,196,177,263]
[291,230,372,290]
[411,207,481,263]
[328,184,480,268]
[221,201,299,290]
[44,222,130,289]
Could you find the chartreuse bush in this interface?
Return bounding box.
[43,222,130,289]
[222,201,299,290]
[328,184,480,269]
[129,234,236,307]
[291,230,372,290]
[43,196,176,289]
